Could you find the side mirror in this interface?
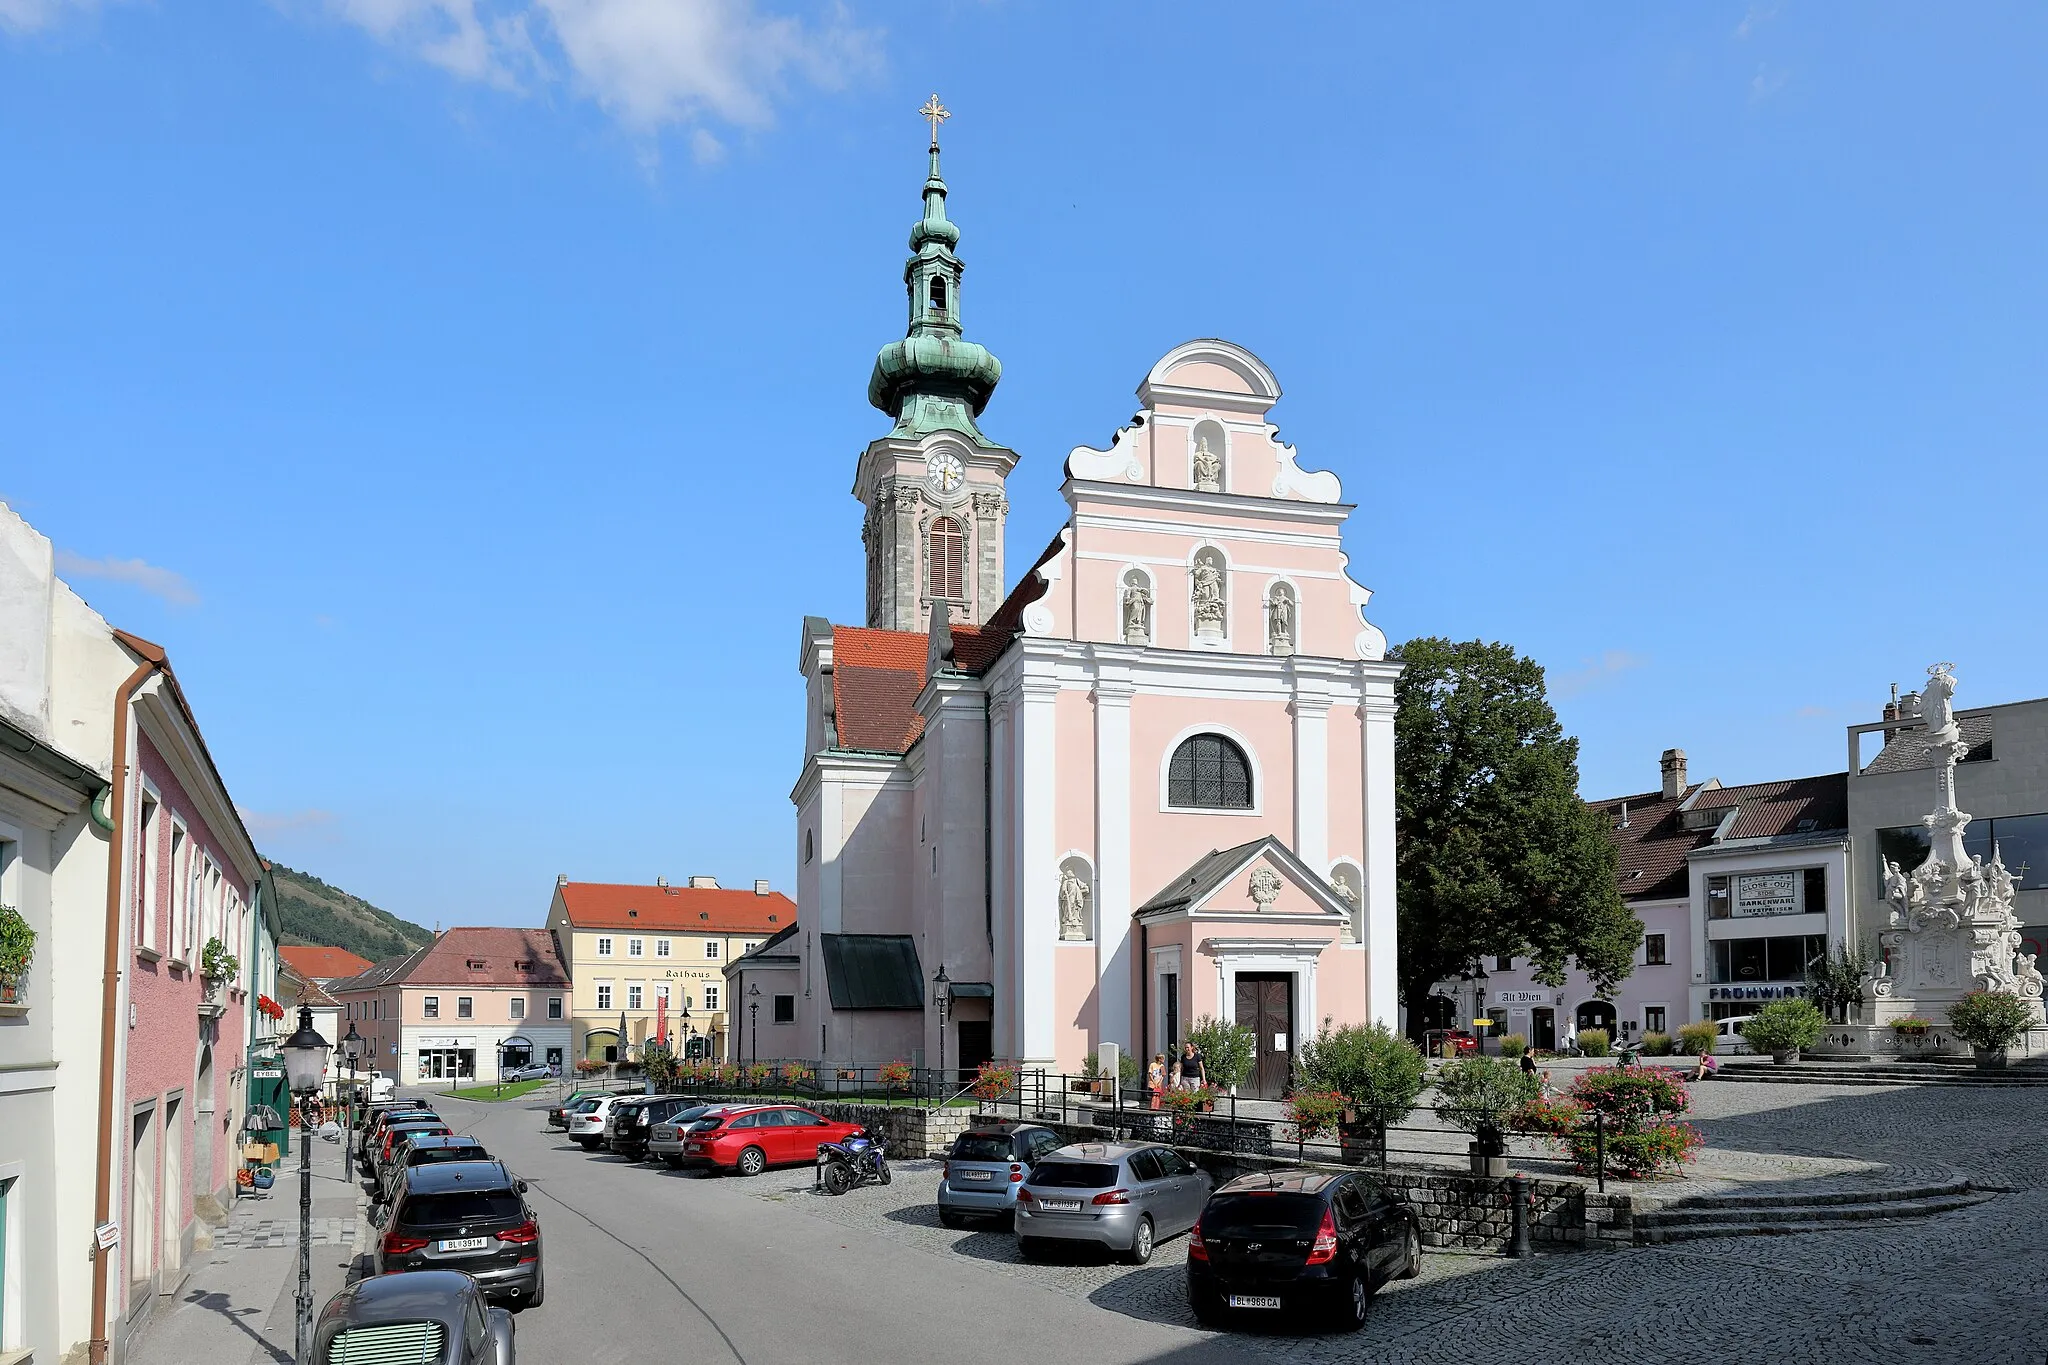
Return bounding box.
[515,1179,528,1193]
[485,1306,516,1364]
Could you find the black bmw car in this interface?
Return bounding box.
[377,1160,545,1310]
[1186,1169,1421,1331]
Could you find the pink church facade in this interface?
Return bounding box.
[754,137,1399,1098]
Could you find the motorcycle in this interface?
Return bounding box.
[815,1128,890,1195]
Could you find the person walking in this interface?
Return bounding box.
[1146,1053,1167,1110]
[1180,1039,1208,1090]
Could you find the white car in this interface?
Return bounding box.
[565,1095,622,1151]
[1715,1017,1756,1056]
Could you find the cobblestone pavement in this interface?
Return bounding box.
[722,1081,2048,1364]
[210,1214,357,1249]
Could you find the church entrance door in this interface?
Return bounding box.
[1234,974,1294,1100]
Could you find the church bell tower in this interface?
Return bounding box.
[853,95,1018,631]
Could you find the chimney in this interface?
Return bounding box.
[688,875,720,889]
[1660,748,1687,801]
[754,879,771,896]
[656,876,669,890]
[555,873,568,887]
[1616,800,1630,830]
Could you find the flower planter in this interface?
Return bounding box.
[1771,1050,1797,1066]
[0,975,19,1006]
[1467,1142,1508,1178]
[1974,1047,2009,1071]
[1337,1119,1381,1167]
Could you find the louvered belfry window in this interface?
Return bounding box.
[1168,734,1253,809]
[927,516,965,601]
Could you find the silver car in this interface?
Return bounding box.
[938,1123,1063,1226]
[1014,1142,1212,1265]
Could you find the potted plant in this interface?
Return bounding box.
[1946,990,2035,1069]
[1285,1088,1348,1154]
[1432,1056,1538,1177]
[971,1060,1018,1102]
[1296,1022,1426,1166]
[0,904,35,1005]
[781,1062,816,1087]
[1077,1053,1103,1095]
[1740,999,1825,1063]
[254,993,286,1023]
[878,1059,914,1091]
[199,936,238,1000]
[1185,1014,1258,1095]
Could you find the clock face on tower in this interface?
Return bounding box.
[925,450,965,495]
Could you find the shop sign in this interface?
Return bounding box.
[1494,990,1552,1005]
[1734,871,1800,918]
[1708,985,1809,1001]
[252,1068,282,1080]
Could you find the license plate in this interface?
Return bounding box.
[1039,1197,1082,1211]
[1228,1295,1282,1310]
[687,1143,703,1152]
[438,1237,489,1253]
[963,1171,994,1182]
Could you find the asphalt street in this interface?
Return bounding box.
[432,1090,1246,1365]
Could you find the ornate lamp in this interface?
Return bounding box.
[279,1004,330,1094]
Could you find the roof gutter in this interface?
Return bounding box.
[89,650,161,1365]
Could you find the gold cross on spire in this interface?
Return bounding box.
[919,93,950,148]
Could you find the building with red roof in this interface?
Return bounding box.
[278,943,372,985]
[326,927,570,1084]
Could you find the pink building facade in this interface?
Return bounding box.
[759,141,1398,1098]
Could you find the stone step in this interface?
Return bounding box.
[1716,1064,2048,1086]
[1637,1195,1992,1243]
[1639,1180,1972,1213]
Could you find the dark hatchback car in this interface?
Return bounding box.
[1186,1170,1421,1331]
[378,1161,545,1310]
[609,1096,708,1161]
[377,1119,455,1183]
[360,1109,441,1177]
[380,1133,492,1203]
[312,1268,515,1364]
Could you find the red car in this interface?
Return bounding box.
[677,1104,865,1177]
[1425,1029,1480,1057]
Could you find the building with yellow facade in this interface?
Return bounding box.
[544,876,795,1063]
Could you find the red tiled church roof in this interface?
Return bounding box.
[556,881,795,935]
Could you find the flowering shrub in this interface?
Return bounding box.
[1510,1094,1582,1137]
[1547,1064,1702,1179]
[1946,991,2034,1052]
[200,937,239,982]
[255,994,286,1022]
[970,1060,1018,1101]
[878,1060,914,1087]
[1564,1120,1704,1178]
[1286,1088,1348,1142]
[1740,999,1825,1055]
[575,1059,606,1075]
[780,1063,816,1085]
[745,1063,774,1086]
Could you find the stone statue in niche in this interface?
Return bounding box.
[1192,433,1222,492]
[1331,873,1358,940]
[1122,572,1153,646]
[1058,866,1091,941]
[1249,866,1283,909]
[1268,587,1295,657]
[1191,552,1226,640]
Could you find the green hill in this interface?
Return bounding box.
[267,860,433,965]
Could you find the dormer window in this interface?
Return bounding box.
[465,958,486,970]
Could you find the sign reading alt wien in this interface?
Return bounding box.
[1494,990,1552,1006]
[1734,871,1800,918]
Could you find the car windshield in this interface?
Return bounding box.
[1030,1161,1119,1188]
[399,1190,524,1226]
[953,1134,1015,1163]
[1201,1192,1327,1237]
[667,1105,709,1124]
[413,1146,485,1166]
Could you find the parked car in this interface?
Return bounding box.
[380,1134,493,1204]
[1424,1029,1479,1058]
[1185,1168,1421,1331]
[546,1089,609,1130]
[565,1096,624,1151]
[500,1063,554,1083]
[360,1109,440,1179]
[311,1268,514,1364]
[377,1160,545,1310]
[378,1120,455,1183]
[675,1104,865,1176]
[1014,1142,1212,1265]
[647,1105,719,1168]
[608,1096,706,1161]
[936,1123,1064,1227]
[1715,1016,1756,1056]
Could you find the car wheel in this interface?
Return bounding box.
[736,1146,767,1177]
[1188,1287,1226,1328]
[1331,1273,1370,1332]
[1400,1224,1422,1279]
[1018,1236,1046,1261]
[662,1155,684,1170]
[1123,1216,1155,1266]
[520,1266,545,1311]
[939,1209,966,1230]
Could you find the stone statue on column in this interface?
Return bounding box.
[1058,866,1090,941]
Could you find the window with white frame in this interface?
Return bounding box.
[423,996,440,1019]
[457,996,473,1019]
[137,791,159,949]
[656,939,671,958]
[596,936,613,957]
[703,985,720,1011]
[595,982,612,1010]
[705,941,720,960]
[510,997,525,1019]
[168,824,187,957]
[627,983,643,1010]
[548,996,562,1019]
[628,938,644,957]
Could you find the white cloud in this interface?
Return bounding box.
[1732,3,1778,41]
[1552,649,1648,699]
[54,549,201,607]
[0,0,96,34]
[238,807,339,837]
[1749,62,1791,103]
[321,0,880,146]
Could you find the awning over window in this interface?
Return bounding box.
[820,933,925,1010]
[948,981,994,999]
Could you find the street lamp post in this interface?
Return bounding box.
[748,984,761,1069]
[931,965,951,1094]
[681,1004,693,1062]
[279,1004,331,1364]
[339,1021,364,1173]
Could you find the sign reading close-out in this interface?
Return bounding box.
[1734,871,1800,918]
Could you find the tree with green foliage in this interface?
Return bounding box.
[1293,1022,1427,1127]
[1391,637,1640,1040]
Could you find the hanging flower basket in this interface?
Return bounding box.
[878,1060,914,1090]
[255,994,286,1022]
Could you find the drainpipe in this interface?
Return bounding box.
[89,654,160,1365]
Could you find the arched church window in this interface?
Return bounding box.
[927,516,965,600]
[928,276,948,314]
[1167,734,1253,810]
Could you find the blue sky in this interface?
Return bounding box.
[4,2,2044,929]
